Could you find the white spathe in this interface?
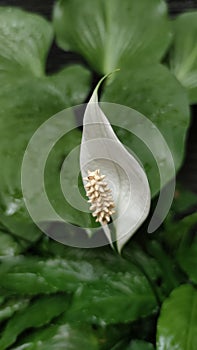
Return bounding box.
[80,74,151,252]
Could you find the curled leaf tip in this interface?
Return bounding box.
[92,69,120,101]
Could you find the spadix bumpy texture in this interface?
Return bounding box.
[84,169,115,224]
[80,73,151,253]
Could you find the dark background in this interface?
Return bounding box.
[0,0,197,193]
[0,0,197,17]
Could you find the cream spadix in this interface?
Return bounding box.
[80,73,151,252]
[84,169,115,225]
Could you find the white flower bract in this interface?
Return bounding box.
[80,73,151,252]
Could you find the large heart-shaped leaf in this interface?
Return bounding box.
[62,247,158,324]
[0,245,158,323]
[37,236,173,303]
[157,284,197,350]
[53,0,171,74]
[0,7,53,76]
[101,64,190,196]
[169,12,197,104]
[0,7,91,238]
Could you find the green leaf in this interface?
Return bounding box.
[66,278,157,325]
[110,340,129,350]
[177,235,197,284]
[126,340,154,350]
[0,255,98,295]
[0,7,91,237]
[0,294,69,350]
[124,241,173,301]
[43,128,96,229]
[146,240,182,299]
[0,296,5,306]
[171,184,197,214]
[66,276,157,325]
[0,297,29,322]
[12,324,99,350]
[96,323,132,350]
[0,7,53,76]
[63,248,158,324]
[38,237,169,305]
[169,12,197,103]
[162,212,197,249]
[0,69,90,238]
[0,247,157,323]
[157,284,197,350]
[108,338,155,350]
[53,0,171,74]
[101,64,190,196]
[0,230,23,256]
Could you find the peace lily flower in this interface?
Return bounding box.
[80,73,151,253]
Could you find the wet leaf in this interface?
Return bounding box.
[157,284,197,350]
[0,295,69,350]
[169,12,197,103]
